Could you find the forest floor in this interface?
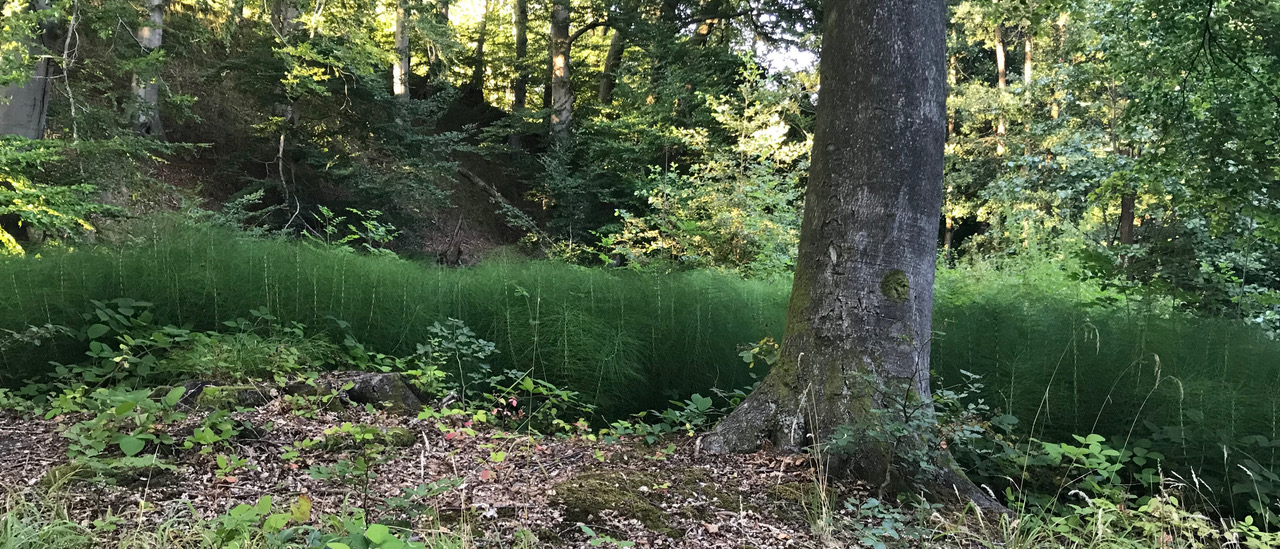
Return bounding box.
[0,394,906,549]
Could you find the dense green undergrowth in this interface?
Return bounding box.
[3,220,1280,528]
[0,219,786,415]
[932,258,1280,523]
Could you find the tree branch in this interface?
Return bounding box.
[568,21,611,45]
[680,9,752,27]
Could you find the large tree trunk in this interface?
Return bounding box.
[133,0,165,138]
[703,0,1001,510]
[0,58,52,140]
[512,0,529,109]
[2,0,60,139]
[994,24,1006,155]
[468,0,490,93]
[392,0,410,101]
[549,0,573,138]
[598,27,626,103]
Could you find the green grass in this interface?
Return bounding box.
[0,218,787,415]
[932,256,1280,517]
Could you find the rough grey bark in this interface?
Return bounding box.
[0,1,56,139]
[549,0,572,138]
[0,61,53,140]
[133,0,165,138]
[512,0,529,109]
[598,27,626,103]
[702,0,1002,511]
[393,0,411,101]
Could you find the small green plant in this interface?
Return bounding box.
[577,523,635,547]
[843,498,935,549]
[60,386,187,461]
[214,453,255,479]
[184,409,243,450]
[308,206,401,255]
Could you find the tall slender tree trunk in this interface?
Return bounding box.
[271,0,298,197]
[1051,14,1066,120]
[703,0,1000,510]
[133,0,165,138]
[0,1,54,139]
[994,24,1006,155]
[468,0,490,93]
[393,0,411,101]
[1023,33,1032,85]
[947,48,957,137]
[512,0,529,109]
[549,0,573,138]
[1118,193,1136,245]
[1023,31,1032,157]
[944,216,955,266]
[598,27,626,103]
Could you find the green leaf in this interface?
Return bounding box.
[161,387,185,407]
[118,436,145,457]
[113,401,138,416]
[86,324,110,339]
[263,513,290,532]
[365,523,393,543]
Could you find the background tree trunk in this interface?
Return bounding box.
[1118,193,1136,245]
[598,27,626,103]
[995,24,1006,155]
[468,0,490,93]
[512,0,528,109]
[133,0,164,138]
[393,0,411,101]
[702,0,999,510]
[549,0,573,138]
[1023,33,1032,85]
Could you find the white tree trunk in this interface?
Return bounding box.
[549,0,572,138]
[132,0,165,138]
[393,0,410,101]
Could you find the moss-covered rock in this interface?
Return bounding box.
[551,470,671,535]
[41,459,178,489]
[550,466,737,537]
[320,424,418,451]
[193,384,272,410]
